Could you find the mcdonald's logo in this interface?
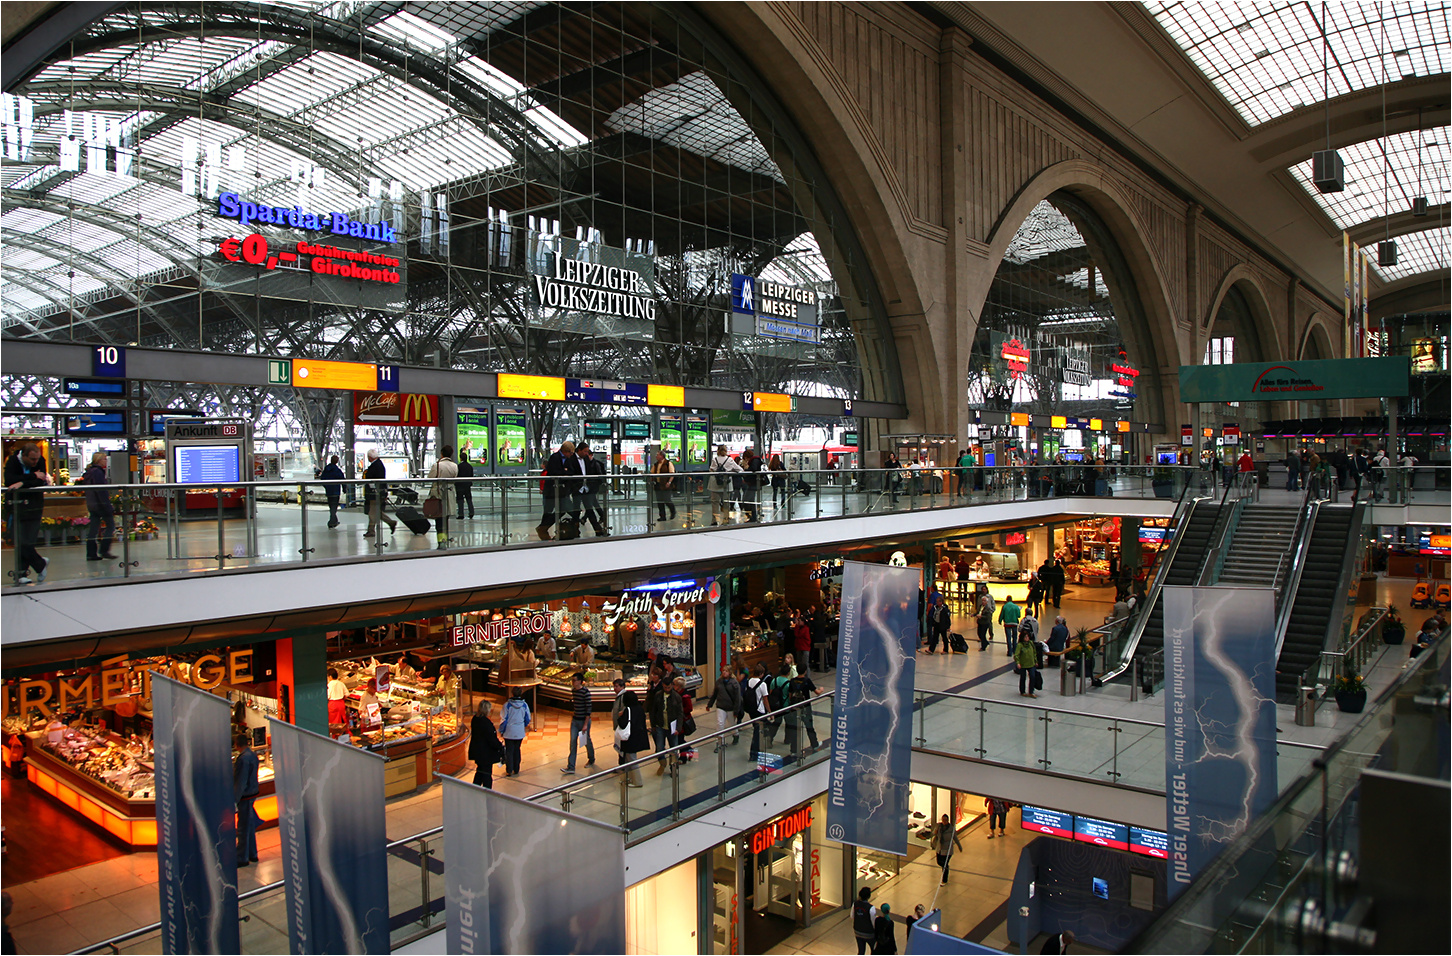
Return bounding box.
[352,391,437,426]
[400,393,437,426]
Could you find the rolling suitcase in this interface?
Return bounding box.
[395,506,431,535]
[556,514,581,540]
[949,632,968,653]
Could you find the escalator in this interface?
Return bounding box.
[1126,500,1223,669]
[1273,506,1363,702]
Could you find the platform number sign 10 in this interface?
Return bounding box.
[93,345,126,379]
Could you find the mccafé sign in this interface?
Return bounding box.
[3,650,256,721]
[354,391,438,426]
[750,805,813,854]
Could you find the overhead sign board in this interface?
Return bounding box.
[64,377,126,397]
[498,373,565,401]
[731,272,820,343]
[565,378,648,405]
[353,392,438,426]
[1179,356,1410,403]
[66,412,126,435]
[92,345,125,379]
[749,392,793,414]
[291,358,377,391]
[647,384,684,408]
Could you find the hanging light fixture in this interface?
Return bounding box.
[1377,4,1397,268]
[1312,2,1345,192]
[1412,109,1430,216]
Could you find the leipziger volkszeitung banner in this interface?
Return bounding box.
[152,672,241,954]
[827,560,920,856]
[270,719,390,954]
[1162,586,1278,897]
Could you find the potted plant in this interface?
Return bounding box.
[1332,666,1367,713]
[1382,605,1406,645]
[1066,628,1095,679]
[1151,466,1176,498]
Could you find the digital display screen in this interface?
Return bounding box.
[1092,878,1109,900]
[1020,805,1074,839]
[174,445,242,484]
[1157,451,1180,464]
[1073,815,1129,851]
[1129,826,1169,858]
[66,413,127,435]
[1420,534,1450,557]
[582,420,614,440]
[565,378,648,405]
[1140,527,1168,544]
[984,452,997,466]
[621,421,652,440]
[291,358,377,391]
[647,384,684,408]
[64,378,127,397]
[752,392,792,413]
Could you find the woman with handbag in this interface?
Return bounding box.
[425,445,458,548]
[650,450,677,523]
[616,690,648,787]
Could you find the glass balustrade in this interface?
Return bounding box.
[4,465,1204,589]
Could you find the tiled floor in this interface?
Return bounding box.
[4,570,1421,954]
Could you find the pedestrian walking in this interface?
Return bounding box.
[80,451,116,561]
[469,700,504,789]
[650,449,678,523]
[1014,631,1039,698]
[706,666,742,748]
[560,671,596,774]
[5,442,52,585]
[930,813,963,884]
[985,797,1009,837]
[362,449,396,537]
[234,733,260,865]
[455,451,476,518]
[499,688,531,776]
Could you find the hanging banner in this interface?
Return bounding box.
[1178,356,1410,403]
[442,776,625,954]
[270,720,390,954]
[827,561,919,856]
[1343,233,1352,358]
[152,673,241,955]
[1162,586,1278,898]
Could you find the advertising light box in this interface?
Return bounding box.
[1073,815,1128,851]
[1020,806,1074,839]
[1139,526,1168,544]
[1129,826,1169,859]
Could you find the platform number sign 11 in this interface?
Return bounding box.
[376,364,400,393]
[93,345,126,379]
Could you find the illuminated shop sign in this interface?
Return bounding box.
[809,560,844,580]
[1109,358,1139,400]
[450,611,553,646]
[4,650,255,721]
[602,580,707,626]
[533,252,655,320]
[731,273,820,343]
[353,392,437,426]
[1000,337,1030,379]
[217,192,398,243]
[217,234,402,284]
[749,805,813,854]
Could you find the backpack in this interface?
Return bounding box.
[767,675,789,711]
[710,457,730,490]
[743,678,764,717]
[787,675,812,706]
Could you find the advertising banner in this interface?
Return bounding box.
[457,408,490,467]
[659,413,684,460]
[685,414,709,467]
[442,776,625,954]
[1178,356,1410,404]
[494,408,527,468]
[827,561,919,855]
[1162,586,1278,898]
[352,391,437,426]
[152,673,240,955]
[270,720,389,954]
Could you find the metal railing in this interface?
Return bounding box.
[1197,470,1258,586]
[1270,489,1320,663]
[1317,500,1371,681]
[4,464,1202,590]
[1316,606,1389,688]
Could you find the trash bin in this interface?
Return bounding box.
[1060,658,1077,697]
[1295,687,1318,727]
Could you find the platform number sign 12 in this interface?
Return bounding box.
[93,345,126,379]
[742,390,754,412]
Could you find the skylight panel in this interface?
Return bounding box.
[367,11,461,56]
[1143,1,1452,126]
[1002,201,1086,264]
[1,249,61,271]
[0,209,65,235]
[1288,126,1449,229]
[1371,225,1450,281]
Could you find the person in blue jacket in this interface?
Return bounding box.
[499,688,532,777]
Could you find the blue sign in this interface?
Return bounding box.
[730,273,756,315]
[217,192,397,243]
[565,378,648,405]
[64,377,126,397]
[1162,586,1278,898]
[152,674,240,955]
[92,344,125,378]
[756,317,820,343]
[376,365,399,392]
[442,777,626,954]
[271,720,390,954]
[66,412,126,435]
[827,561,919,856]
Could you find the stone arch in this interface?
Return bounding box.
[981,159,1185,431]
[1298,312,1339,361]
[1203,265,1282,364]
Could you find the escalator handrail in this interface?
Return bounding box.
[1100,479,1208,683]
[1316,499,1370,683]
[1197,471,1255,586]
[1270,484,1321,663]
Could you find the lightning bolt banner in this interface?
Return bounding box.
[827,560,919,856]
[1162,586,1277,898]
[441,776,625,954]
[270,720,389,954]
[152,673,240,955]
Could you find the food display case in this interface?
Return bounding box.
[1062,517,1120,586]
[730,629,780,677]
[535,651,700,707]
[329,661,468,793]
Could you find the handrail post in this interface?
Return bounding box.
[419,837,432,927]
[299,486,309,563]
[216,487,226,571]
[620,769,630,830]
[915,691,926,746]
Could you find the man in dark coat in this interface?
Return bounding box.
[4,442,52,584]
[468,700,503,789]
[1041,559,1066,609]
[537,440,584,540]
[318,454,345,528]
[80,451,116,560]
[576,443,608,536]
[454,452,476,518]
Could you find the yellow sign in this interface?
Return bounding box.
[1010,412,1030,427]
[1089,418,1103,431]
[1050,415,1067,429]
[753,392,792,413]
[647,384,685,407]
[291,358,377,391]
[498,374,565,401]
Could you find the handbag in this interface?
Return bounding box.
[684,715,697,735]
[422,496,442,518]
[614,711,631,744]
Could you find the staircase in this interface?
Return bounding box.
[1131,502,1222,667]
[1274,508,1358,702]
[1216,505,1300,588]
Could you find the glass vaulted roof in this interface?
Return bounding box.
[1289,125,1451,229]
[1144,1,1451,127]
[2,4,590,324]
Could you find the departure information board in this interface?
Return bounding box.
[1021,806,1074,839]
[174,445,242,484]
[1129,826,1169,859]
[565,378,648,405]
[1073,815,1129,851]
